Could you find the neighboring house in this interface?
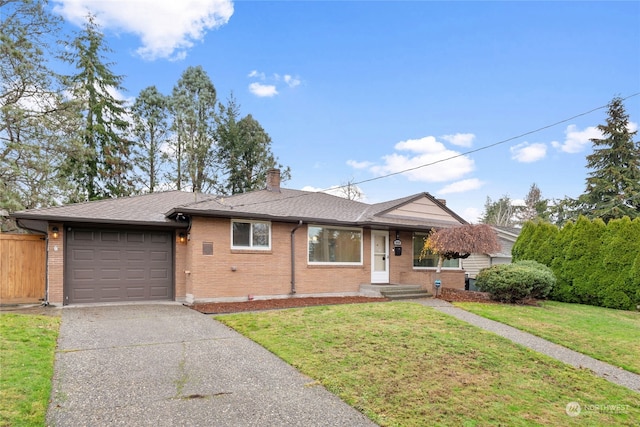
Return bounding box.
[461,225,521,285]
[11,169,470,306]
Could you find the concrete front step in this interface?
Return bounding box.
[382,291,433,300]
[360,284,432,300]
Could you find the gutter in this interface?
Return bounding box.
[290,220,304,294]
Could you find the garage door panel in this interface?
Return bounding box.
[150,250,169,262]
[126,232,145,243]
[72,249,95,261]
[65,228,173,304]
[100,231,121,242]
[149,285,170,298]
[99,250,121,261]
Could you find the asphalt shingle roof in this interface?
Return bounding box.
[168,188,464,229]
[12,188,465,230]
[12,191,215,227]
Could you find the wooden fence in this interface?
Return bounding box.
[0,234,46,304]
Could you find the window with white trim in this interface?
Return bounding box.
[412,232,459,268]
[308,225,362,264]
[231,220,271,250]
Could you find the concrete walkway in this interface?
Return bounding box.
[414,298,640,394]
[47,304,376,427]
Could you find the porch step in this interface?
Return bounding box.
[360,284,432,300]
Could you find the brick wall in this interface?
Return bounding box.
[47,222,64,305]
[185,219,465,302]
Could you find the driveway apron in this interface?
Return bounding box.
[47,304,376,427]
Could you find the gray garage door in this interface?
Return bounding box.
[65,227,173,304]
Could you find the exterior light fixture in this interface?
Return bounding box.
[179,232,186,244]
[51,227,59,239]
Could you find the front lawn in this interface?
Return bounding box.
[0,314,60,427]
[217,302,639,426]
[455,300,640,374]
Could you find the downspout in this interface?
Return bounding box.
[290,220,303,294]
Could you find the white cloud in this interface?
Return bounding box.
[53,0,233,61]
[346,160,373,169]
[441,133,475,147]
[510,142,547,163]
[551,124,601,154]
[283,74,301,88]
[247,70,301,97]
[552,122,638,153]
[437,178,484,195]
[248,82,278,97]
[462,207,482,224]
[370,136,475,182]
[248,70,265,80]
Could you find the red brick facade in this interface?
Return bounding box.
[44,218,465,305]
[177,218,464,303]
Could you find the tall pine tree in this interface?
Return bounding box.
[577,97,640,222]
[61,14,133,201]
[132,86,170,193]
[169,66,217,193]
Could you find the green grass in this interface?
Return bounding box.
[217,302,639,426]
[0,314,60,427]
[454,301,640,374]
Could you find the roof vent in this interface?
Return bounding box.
[266,168,281,193]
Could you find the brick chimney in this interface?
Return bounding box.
[266,168,281,192]
[437,198,447,206]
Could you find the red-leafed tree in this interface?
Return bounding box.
[422,224,501,272]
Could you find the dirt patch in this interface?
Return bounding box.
[190,296,390,314]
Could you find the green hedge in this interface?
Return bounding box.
[475,260,556,303]
[512,216,640,310]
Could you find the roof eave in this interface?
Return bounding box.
[10,213,186,229]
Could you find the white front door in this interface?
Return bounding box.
[371,230,389,283]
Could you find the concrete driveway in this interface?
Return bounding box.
[47,304,376,426]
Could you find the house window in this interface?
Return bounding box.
[308,225,362,264]
[231,220,270,250]
[412,232,459,268]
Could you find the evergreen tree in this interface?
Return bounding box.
[0,0,78,229]
[215,95,291,195]
[597,217,640,309]
[480,195,519,226]
[61,14,133,200]
[567,216,606,305]
[529,222,559,267]
[516,183,549,224]
[576,97,640,222]
[169,66,217,192]
[131,86,170,193]
[549,221,577,302]
[511,220,536,262]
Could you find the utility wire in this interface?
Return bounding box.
[231,92,640,209]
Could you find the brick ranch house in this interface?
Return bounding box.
[11,170,470,306]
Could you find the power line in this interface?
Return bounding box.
[232,92,640,209]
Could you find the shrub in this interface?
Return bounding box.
[513,260,556,299]
[476,261,556,303]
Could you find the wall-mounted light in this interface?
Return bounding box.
[179,232,186,244]
[51,226,59,239]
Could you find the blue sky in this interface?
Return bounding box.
[51,1,640,222]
